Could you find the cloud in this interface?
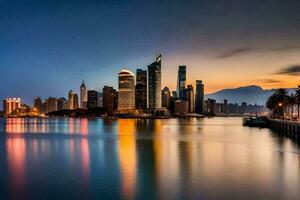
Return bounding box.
[276,65,300,76]
[216,48,253,59]
[216,46,300,59]
[258,79,283,84]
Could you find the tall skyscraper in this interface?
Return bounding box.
[148,54,162,109]
[195,80,204,114]
[68,90,79,110]
[34,97,43,114]
[80,80,87,108]
[135,69,147,110]
[186,85,195,113]
[177,65,186,100]
[3,98,21,115]
[118,69,135,110]
[162,87,171,109]
[103,86,118,112]
[87,90,99,108]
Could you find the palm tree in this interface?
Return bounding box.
[295,85,300,119]
[286,93,296,119]
[266,88,289,119]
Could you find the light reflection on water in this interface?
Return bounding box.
[0,117,299,200]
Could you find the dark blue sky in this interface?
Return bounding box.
[1,0,300,105]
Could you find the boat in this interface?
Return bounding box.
[242,116,269,128]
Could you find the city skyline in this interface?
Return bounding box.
[1,0,300,104]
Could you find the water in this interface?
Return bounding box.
[0,117,299,200]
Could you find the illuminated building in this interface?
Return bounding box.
[68,90,79,110]
[195,80,204,114]
[3,98,21,115]
[80,80,87,108]
[118,69,135,110]
[177,65,186,100]
[45,97,58,113]
[87,90,98,108]
[162,87,171,109]
[185,85,195,113]
[135,69,147,110]
[103,86,118,112]
[148,54,162,109]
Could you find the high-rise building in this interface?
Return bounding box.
[186,85,195,113]
[80,81,87,108]
[177,65,186,99]
[97,92,103,107]
[162,87,171,109]
[87,90,99,108]
[68,90,79,110]
[3,98,21,115]
[148,54,162,109]
[103,86,118,112]
[204,98,216,115]
[34,97,43,114]
[195,80,204,114]
[45,97,58,113]
[57,97,67,110]
[135,69,147,110]
[118,69,135,110]
[172,91,177,99]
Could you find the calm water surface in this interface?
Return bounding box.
[0,117,299,200]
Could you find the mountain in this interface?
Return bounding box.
[205,85,294,105]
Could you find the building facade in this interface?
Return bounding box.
[148,54,162,109]
[80,80,87,108]
[103,86,118,112]
[177,65,186,99]
[87,90,99,108]
[135,69,147,110]
[195,80,204,114]
[162,87,171,109]
[186,85,195,113]
[3,98,21,115]
[118,70,135,110]
[68,90,79,110]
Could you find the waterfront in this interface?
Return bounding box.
[0,117,299,200]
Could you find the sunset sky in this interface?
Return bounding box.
[1,0,300,103]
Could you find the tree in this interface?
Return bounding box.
[295,85,300,119]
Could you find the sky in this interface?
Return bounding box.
[1,0,300,104]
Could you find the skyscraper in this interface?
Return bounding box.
[135,69,147,110]
[34,97,43,114]
[118,69,135,110]
[87,90,99,108]
[186,85,195,113]
[177,65,186,100]
[148,54,162,109]
[80,80,87,108]
[195,80,204,114]
[45,97,58,113]
[68,90,79,110]
[162,87,171,109]
[3,98,21,115]
[57,97,67,110]
[103,86,118,112]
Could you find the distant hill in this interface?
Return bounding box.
[205,85,295,105]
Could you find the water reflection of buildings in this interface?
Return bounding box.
[118,119,137,199]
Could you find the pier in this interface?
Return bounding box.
[268,119,300,139]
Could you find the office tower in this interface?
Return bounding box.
[68,90,79,110]
[162,87,171,109]
[80,80,88,108]
[172,91,177,99]
[87,90,99,108]
[118,69,135,110]
[177,65,186,99]
[103,86,118,112]
[97,92,103,107]
[3,98,21,115]
[148,54,162,109]
[195,80,204,114]
[34,97,43,113]
[186,85,195,113]
[45,97,58,113]
[135,69,147,110]
[174,99,188,115]
[57,97,67,110]
[205,98,216,115]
